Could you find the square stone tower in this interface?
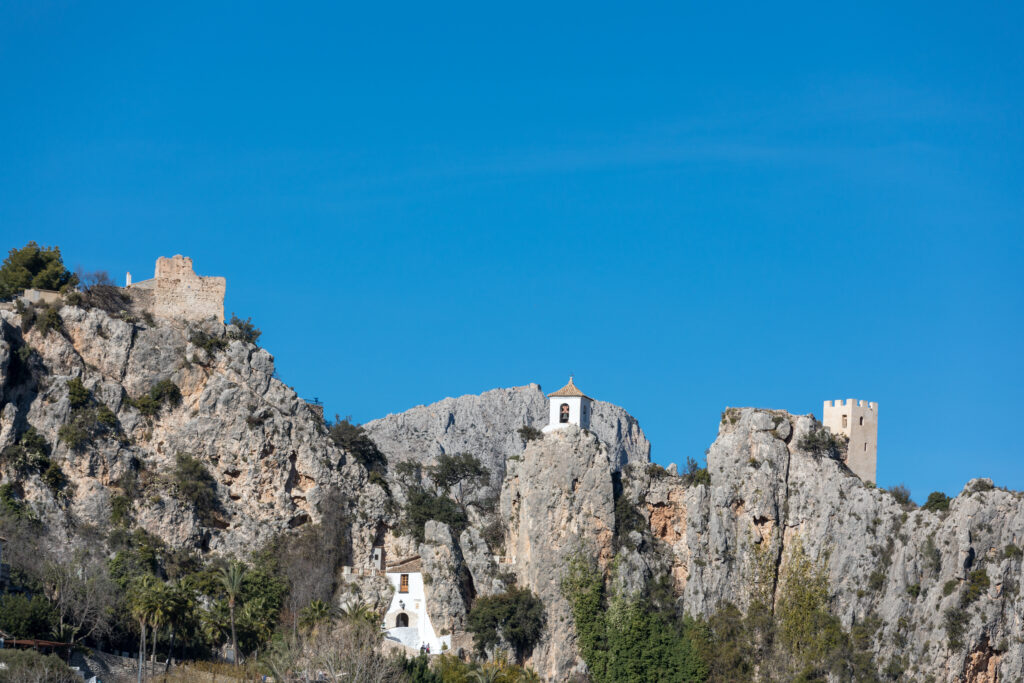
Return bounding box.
[823,399,878,483]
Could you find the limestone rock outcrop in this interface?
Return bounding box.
[500,426,617,679]
[364,384,650,489]
[0,305,390,563]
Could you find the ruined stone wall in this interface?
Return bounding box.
[127,255,225,323]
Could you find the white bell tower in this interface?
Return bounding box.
[542,376,593,433]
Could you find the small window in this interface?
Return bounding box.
[560,403,570,423]
[859,416,864,426]
[400,574,409,593]
[864,443,867,451]
[842,415,848,428]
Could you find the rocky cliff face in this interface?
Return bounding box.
[0,305,389,562]
[3,300,1021,682]
[364,384,650,488]
[497,407,1024,682]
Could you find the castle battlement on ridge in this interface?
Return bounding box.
[824,399,877,410]
[823,397,878,484]
[126,255,225,323]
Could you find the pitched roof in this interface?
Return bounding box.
[547,376,591,399]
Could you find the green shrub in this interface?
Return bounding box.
[0,427,50,473]
[34,305,63,336]
[683,456,711,487]
[922,492,951,513]
[0,594,56,639]
[466,588,546,662]
[66,377,90,408]
[110,494,133,526]
[59,404,120,451]
[41,461,68,492]
[227,313,262,345]
[1003,544,1023,560]
[189,329,228,355]
[970,480,995,494]
[518,425,543,442]
[944,607,969,649]
[328,416,387,474]
[57,421,90,450]
[480,517,505,553]
[0,648,79,682]
[76,270,130,314]
[0,483,34,520]
[868,570,885,592]
[172,453,221,525]
[400,487,467,542]
[961,568,989,606]
[798,427,848,460]
[647,463,670,478]
[942,579,958,596]
[886,484,913,507]
[906,583,921,598]
[128,379,182,417]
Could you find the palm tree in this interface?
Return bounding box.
[468,662,502,683]
[517,667,542,682]
[129,576,158,683]
[218,561,247,665]
[340,601,378,626]
[299,598,333,635]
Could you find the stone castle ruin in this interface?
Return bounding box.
[126,255,225,323]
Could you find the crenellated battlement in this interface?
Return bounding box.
[824,398,877,410]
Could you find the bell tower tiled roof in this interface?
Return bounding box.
[547,376,591,399]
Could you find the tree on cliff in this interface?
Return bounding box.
[0,242,78,299]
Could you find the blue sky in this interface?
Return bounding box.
[2,2,1022,502]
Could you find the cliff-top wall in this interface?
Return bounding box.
[128,255,225,323]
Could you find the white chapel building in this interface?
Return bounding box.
[542,376,593,433]
[382,556,451,654]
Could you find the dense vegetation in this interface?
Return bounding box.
[0,242,77,300]
[561,539,881,683]
[466,588,546,663]
[562,554,709,682]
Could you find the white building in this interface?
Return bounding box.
[382,556,451,654]
[542,376,593,433]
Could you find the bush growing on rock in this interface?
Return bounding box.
[34,304,63,336]
[518,425,543,442]
[227,312,262,345]
[75,270,130,314]
[189,329,228,356]
[128,379,182,417]
[400,488,467,542]
[172,453,221,525]
[466,588,546,663]
[922,491,951,513]
[0,648,79,682]
[797,427,848,460]
[328,416,387,474]
[886,484,913,507]
[682,456,711,487]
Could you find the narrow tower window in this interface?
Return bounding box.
[560,403,570,423]
[842,415,848,428]
[859,416,864,426]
